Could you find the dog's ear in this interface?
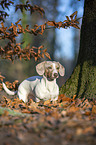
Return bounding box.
[58,62,65,76]
[36,61,45,75]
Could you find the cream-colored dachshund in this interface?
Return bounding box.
[2,61,65,102]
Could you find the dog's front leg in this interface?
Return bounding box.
[35,97,41,102]
[50,95,58,105]
[50,95,58,101]
[50,85,59,101]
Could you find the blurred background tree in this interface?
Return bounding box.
[0,0,84,86]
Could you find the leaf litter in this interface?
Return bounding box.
[0,93,96,145]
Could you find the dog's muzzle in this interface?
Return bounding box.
[54,73,59,78]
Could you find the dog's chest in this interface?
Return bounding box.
[40,78,57,92]
[35,77,59,101]
[45,81,55,92]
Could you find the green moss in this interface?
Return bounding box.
[78,61,96,98]
[0,107,31,117]
[60,64,80,98]
[60,61,96,99]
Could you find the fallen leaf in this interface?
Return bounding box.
[92,105,96,114]
[83,126,95,135]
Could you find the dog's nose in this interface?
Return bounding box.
[54,73,58,78]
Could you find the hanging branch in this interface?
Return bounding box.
[0,11,80,61]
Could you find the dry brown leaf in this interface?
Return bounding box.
[58,94,72,102]
[92,105,96,114]
[83,126,95,134]
[21,109,31,114]
[44,100,50,105]
[67,106,79,113]
[76,128,83,136]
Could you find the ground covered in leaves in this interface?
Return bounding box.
[0,93,96,145]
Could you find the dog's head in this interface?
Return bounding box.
[36,61,65,81]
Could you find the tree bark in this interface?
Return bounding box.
[60,0,96,99]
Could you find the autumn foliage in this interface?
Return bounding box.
[0,1,96,144]
[0,1,79,61]
[0,12,79,61]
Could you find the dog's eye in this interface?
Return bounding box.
[56,67,59,70]
[48,66,52,69]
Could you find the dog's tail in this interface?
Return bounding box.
[2,82,17,95]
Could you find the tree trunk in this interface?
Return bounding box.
[60,0,96,99]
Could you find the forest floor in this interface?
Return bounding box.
[0,91,96,145]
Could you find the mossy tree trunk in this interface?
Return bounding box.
[60,0,96,99]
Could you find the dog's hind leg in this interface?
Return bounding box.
[17,91,28,102]
[17,86,28,102]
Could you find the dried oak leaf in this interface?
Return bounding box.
[67,106,80,113]
[83,126,95,135]
[70,11,77,20]
[58,94,72,102]
[0,73,5,81]
[92,105,96,114]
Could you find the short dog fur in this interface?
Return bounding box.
[2,61,65,102]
